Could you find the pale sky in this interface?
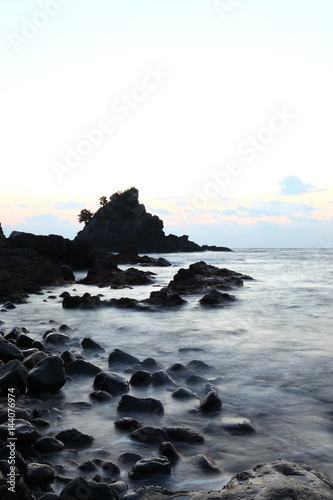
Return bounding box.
[1,0,332,247]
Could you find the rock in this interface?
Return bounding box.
[89,390,113,403]
[171,387,199,400]
[0,419,37,447]
[118,395,164,415]
[62,293,102,309]
[24,462,55,485]
[81,337,105,352]
[187,454,221,473]
[16,333,35,348]
[0,446,27,470]
[163,426,204,444]
[0,336,24,362]
[200,390,222,412]
[66,359,102,377]
[35,437,65,453]
[2,301,16,309]
[137,357,164,372]
[22,351,48,370]
[101,461,121,477]
[199,289,237,306]
[167,261,252,295]
[151,370,178,387]
[0,359,28,395]
[0,246,73,304]
[0,480,33,500]
[93,371,129,396]
[119,452,144,467]
[61,350,76,364]
[221,417,256,435]
[78,460,99,473]
[0,407,30,423]
[167,363,192,381]
[108,348,139,367]
[107,297,140,309]
[142,289,187,308]
[114,417,143,432]
[55,428,94,449]
[128,456,171,480]
[44,332,70,345]
[129,370,152,386]
[158,442,182,463]
[59,476,118,500]
[74,187,229,253]
[186,360,211,373]
[131,426,169,446]
[59,324,73,333]
[27,355,66,394]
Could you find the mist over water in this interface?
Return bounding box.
[2,248,333,491]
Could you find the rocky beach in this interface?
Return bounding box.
[1,191,333,499]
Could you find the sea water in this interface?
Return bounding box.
[1,248,333,491]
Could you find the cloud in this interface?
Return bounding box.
[236,200,316,217]
[3,213,80,239]
[1,203,31,209]
[53,201,84,210]
[279,176,318,195]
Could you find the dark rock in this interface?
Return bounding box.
[108,349,139,368]
[62,293,102,309]
[0,480,33,500]
[200,390,222,412]
[187,454,221,473]
[186,360,211,373]
[2,301,16,309]
[158,441,182,463]
[55,428,94,449]
[167,363,192,381]
[128,456,171,480]
[221,417,256,435]
[186,374,207,386]
[0,446,27,470]
[59,476,118,500]
[16,333,35,348]
[0,336,24,362]
[66,359,102,377]
[142,289,187,308]
[0,406,30,423]
[81,337,105,352]
[151,370,178,387]
[93,371,129,396]
[59,324,73,333]
[131,426,169,446]
[24,462,55,485]
[61,350,76,365]
[118,395,164,415]
[74,187,226,253]
[101,461,121,477]
[107,297,139,309]
[138,357,163,372]
[89,390,113,402]
[167,261,252,295]
[163,426,204,444]
[0,419,37,446]
[35,437,65,453]
[200,289,237,306]
[78,460,99,473]
[27,355,66,394]
[114,417,143,432]
[171,387,199,400]
[44,332,70,345]
[0,359,28,395]
[129,370,152,386]
[22,351,48,370]
[118,452,143,466]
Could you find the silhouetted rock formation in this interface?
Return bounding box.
[74,188,231,253]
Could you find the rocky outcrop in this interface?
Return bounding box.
[74,188,232,253]
[124,460,333,500]
[167,261,252,294]
[0,247,73,304]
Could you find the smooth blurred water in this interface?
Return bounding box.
[2,248,333,490]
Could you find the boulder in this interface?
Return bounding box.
[114,417,143,432]
[89,390,114,402]
[187,454,221,473]
[158,441,182,463]
[128,456,171,480]
[0,419,37,447]
[0,337,24,362]
[24,462,55,485]
[93,372,129,396]
[118,395,164,415]
[35,436,65,453]
[0,359,28,395]
[108,349,139,368]
[55,428,94,449]
[62,293,102,309]
[27,355,66,394]
[142,289,187,308]
[59,476,118,500]
[65,359,102,377]
[129,370,152,386]
[131,426,169,446]
[171,387,199,400]
[200,289,237,306]
[81,337,105,352]
[163,426,204,444]
[200,390,222,412]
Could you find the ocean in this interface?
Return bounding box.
[2,248,333,491]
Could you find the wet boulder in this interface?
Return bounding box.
[131,426,169,446]
[199,290,237,306]
[159,442,182,463]
[142,289,187,308]
[114,417,143,432]
[187,454,221,474]
[35,436,65,454]
[129,370,152,386]
[0,359,28,395]
[0,336,24,362]
[89,390,113,403]
[171,387,199,400]
[81,337,105,352]
[24,462,55,485]
[128,456,171,480]
[59,476,118,500]
[27,355,66,394]
[118,395,164,415]
[0,419,37,447]
[108,348,139,368]
[200,390,222,412]
[55,428,94,449]
[93,371,129,396]
[65,359,102,377]
[163,426,204,444]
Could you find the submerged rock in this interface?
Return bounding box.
[55,428,94,449]
[93,371,129,396]
[128,456,172,480]
[118,395,164,415]
[59,476,118,500]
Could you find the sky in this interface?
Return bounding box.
[1,0,332,248]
